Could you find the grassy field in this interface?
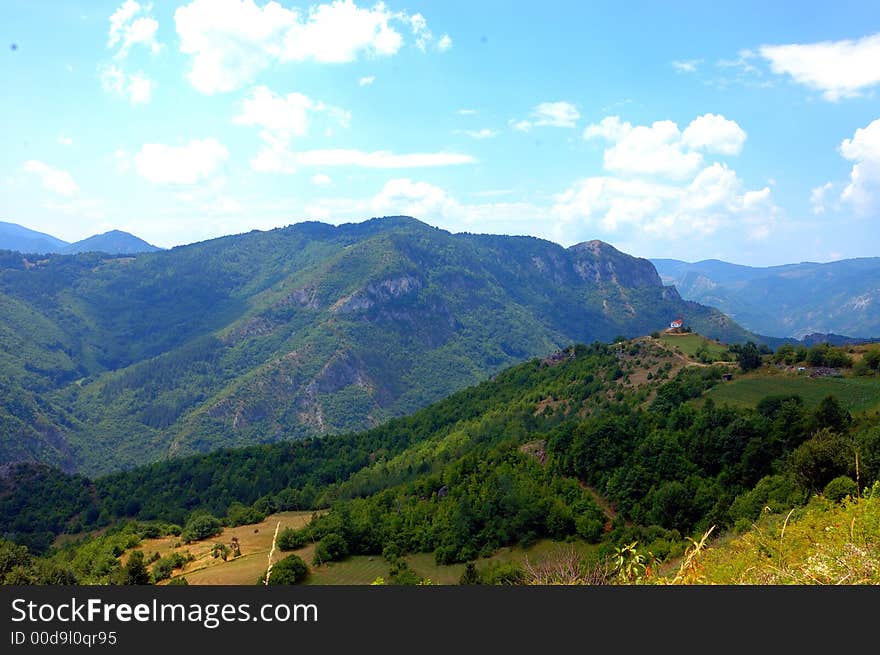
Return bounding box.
[656,333,730,360]
[140,511,317,585]
[700,371,880,414]
[663,491,880,584]
[131,509,599,585]
[303,539,601,585]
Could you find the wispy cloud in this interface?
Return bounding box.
[23,160,80,195]
[759,33,880,100]
[672,59,702,73]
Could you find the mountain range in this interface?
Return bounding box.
[0,221,159,255]
[0,216,752,476]
[652,257,880,339]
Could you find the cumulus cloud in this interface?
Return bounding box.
[22,160,79,195]
[681,113,747,155]
[134,139,229,184]
[553,163,775,241]
[235,85,349,135]
[371,178,458,217]
[759,33,880,101]
[839,118,880,215]
[358,75,375,86]
[437,34,452,52]
[513,101,580,131]
[583,113,746,179]
[175,0,446,94]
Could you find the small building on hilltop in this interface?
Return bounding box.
[669,317,683,329]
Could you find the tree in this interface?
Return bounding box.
[121,551,151,585]
[267,554,309,585]
[459,562,481,585]
[814,395,851,432]
[180,514,222,543]
[731,342,762,372]
[312,533,348,565]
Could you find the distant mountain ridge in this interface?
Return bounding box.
[652,257,880,339]
[0,221,159,255]
[0,216,756,475]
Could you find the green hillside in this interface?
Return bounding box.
[0,217,755,475]
[3,335,877,585]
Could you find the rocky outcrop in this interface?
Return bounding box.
[569,240,663,289]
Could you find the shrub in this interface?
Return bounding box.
[823,476,858,502]
[312,533,348,565]
[277,527,309,551]
[267,554,309,585]
[180,514,222,543]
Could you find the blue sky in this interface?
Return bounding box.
[2,0,879,265]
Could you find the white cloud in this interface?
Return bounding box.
[235,85,352,172]
[839,118,880,214]
[586,117,702,179]
[58,134,74,147]
[583,116,632,141]
[175,0,443,94]
[108,0,161,58]
[22,160,79,195]
[810,181,834,215]
[371,178,457,217]
[311,173,332,186]
[457,108,477,115]
[681,113,747,155]
[358,75,375,86]
[134,139,229,184]
[583,113,747,178]
[437,34,452,52]
[759,33,880,101]
[457,128,497,140]
[235,86,333,135]
[672,59,702,73]
[513,101,580,131]
[100,64,155,104]
[553,163,776,241]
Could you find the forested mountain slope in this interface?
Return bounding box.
[1,216,752,474]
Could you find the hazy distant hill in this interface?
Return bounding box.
[653,257,880,339]
[0,221,159,255]
[0,216,755,475]
[60,230,160,255]
[0,221,68,254]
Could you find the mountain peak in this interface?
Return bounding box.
[61,230,160,255]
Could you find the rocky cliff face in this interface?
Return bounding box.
[569,240,663,289]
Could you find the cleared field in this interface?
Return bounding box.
[146,511,317,585]
[657,333,729,360]
[303,539,601,585]
[700,372,880,414]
